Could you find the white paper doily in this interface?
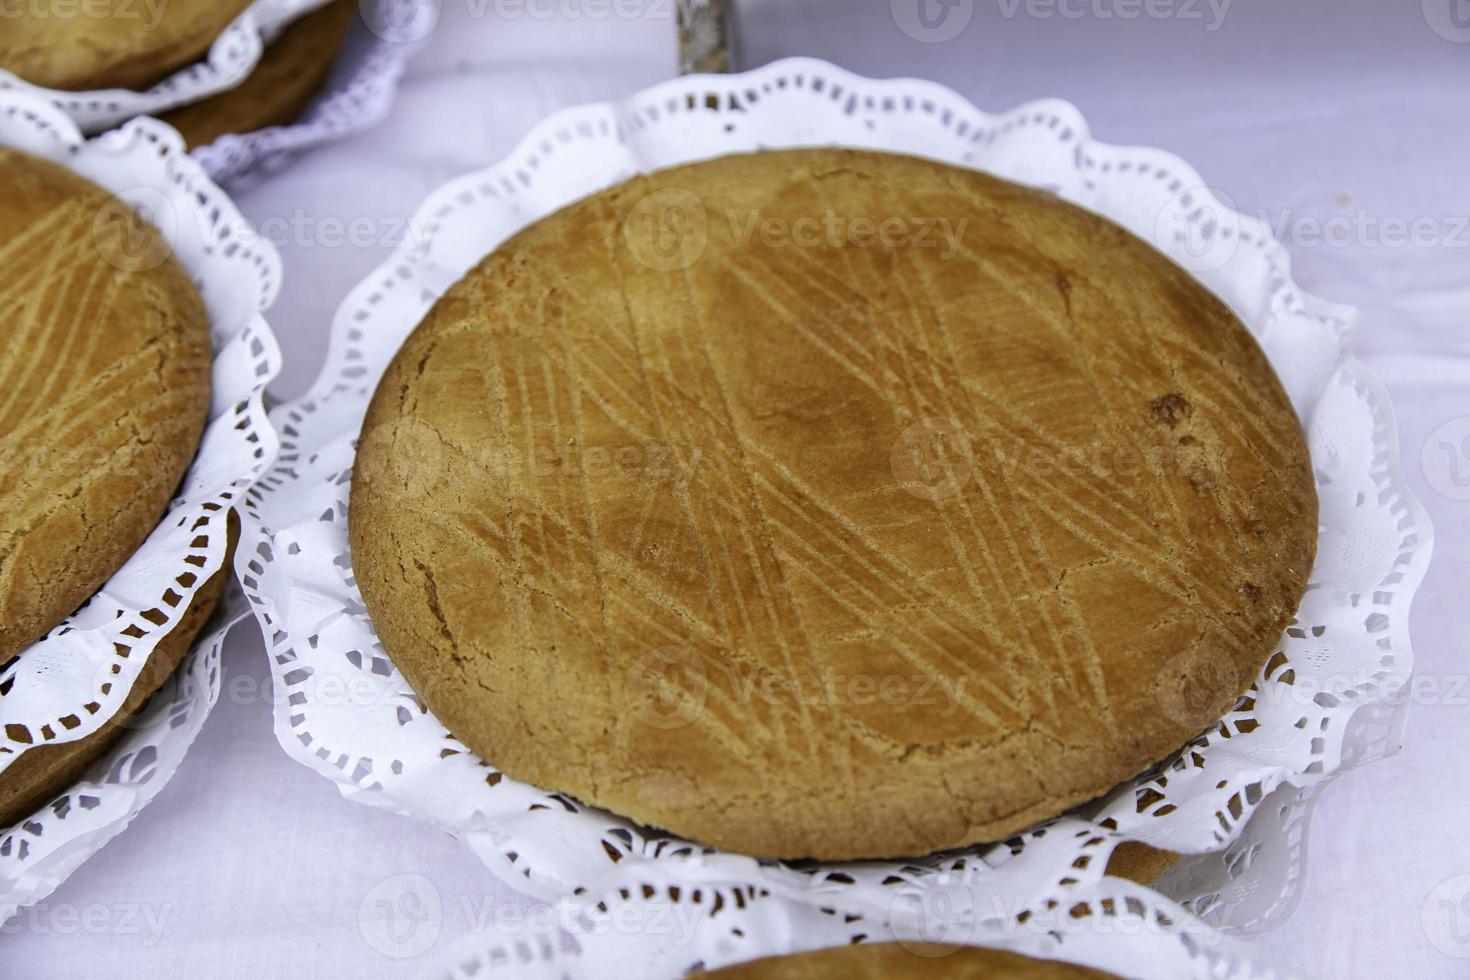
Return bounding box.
[0,89,283,912]
[416,865,1303,980]
[0,0,332,133]
[236,58,1432,940]
[0,592,242,922]
[191,0,439,187]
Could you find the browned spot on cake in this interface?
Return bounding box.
[1149,392,1193,427]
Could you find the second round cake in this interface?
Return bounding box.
[349,148,1318,860]
[0,148,212,663]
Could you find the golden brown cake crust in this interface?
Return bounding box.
[0,0,255,92]
[349,148,1318,860]
[161,0,356,149]
[0,520,233,828]
[0,149,212,663]
[701,944,1116,979]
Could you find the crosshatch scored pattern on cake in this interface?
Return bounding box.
[348,146,1319,862]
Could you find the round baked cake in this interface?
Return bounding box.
[701,944,1115,979]
[349,148,1318,860]
[0,149,212,663]
[0,0,254,92]
[161,0,356,149]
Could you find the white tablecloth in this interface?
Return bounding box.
[6,2,1468,977]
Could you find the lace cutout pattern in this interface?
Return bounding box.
[0,93,283,917]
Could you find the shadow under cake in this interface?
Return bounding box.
[348,148,1318,861]
[1104,842,1179,886]
[0,520,234,828]
[161,0,358,149]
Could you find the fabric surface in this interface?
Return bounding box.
[3,1,1466,977]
